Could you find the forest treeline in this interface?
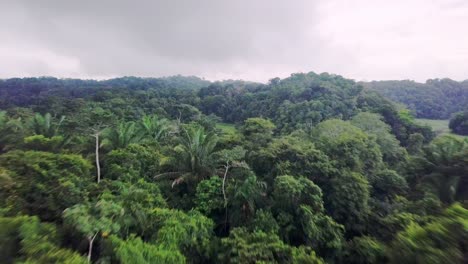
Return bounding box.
[0,72,467,263]
[363,79,468,119]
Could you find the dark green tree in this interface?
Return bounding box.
[449,111,468,135]
[411,135,468,204]
[156,126,218,188]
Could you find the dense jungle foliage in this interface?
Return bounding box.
[0,72,467,263]
[363,79,468,119]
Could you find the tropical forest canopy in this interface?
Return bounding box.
[0,72,467,263]
[363,79,468,119]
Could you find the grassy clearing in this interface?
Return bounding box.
[415,119,450,134]
[415,119,466,139]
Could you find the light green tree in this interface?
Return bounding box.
[0,150,92,221]
[241,117,276,149]
[388,203,468,264]
[0,111,24,152]
[137,114,171,143]
[102,121,141,150]
[312,119,383,175]
[27,112,65,138]
[351,112,408,165]
[63,199,124,262]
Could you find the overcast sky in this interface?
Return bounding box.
[1,0,468,82]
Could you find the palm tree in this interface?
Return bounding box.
[416,135,468,203]
[0,111,24,152]
[180,127,218,178]
[230,174,267,226]
[0,111,7,128]
[102,121,141,150]
[28,113,65,137]
[137,115,171,143]
[155,126,218,188]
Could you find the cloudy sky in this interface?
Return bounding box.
[1,0,468,82]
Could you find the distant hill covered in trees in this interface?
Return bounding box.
[0,73,433,147]
[363,79,468,119]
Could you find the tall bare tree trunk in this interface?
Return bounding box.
[222,163,230,229]
[87,232,98,263]
[222,164,229,206]
[94,133,101,183]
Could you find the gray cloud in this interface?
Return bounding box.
[1,0,467,82]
